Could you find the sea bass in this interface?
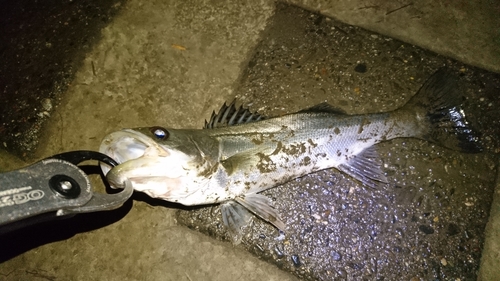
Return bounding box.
[99,69,481,232]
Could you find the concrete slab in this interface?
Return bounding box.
[479,171,500,281]
[0,0,123,157]
[284,0,500,74]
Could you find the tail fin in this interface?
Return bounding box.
[403,68,482,153]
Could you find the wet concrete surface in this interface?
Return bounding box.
[479,171,500,281]
[177,4,500,280]
[0,0,123,158]
[0,0,499,280]
[283,0,500,74]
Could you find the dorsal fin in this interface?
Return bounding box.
[204,100,266,129]
[298,102,347,115]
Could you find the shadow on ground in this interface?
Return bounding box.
[0,0,124,158]
[0,200,132,263]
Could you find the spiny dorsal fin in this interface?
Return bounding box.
[298,102,347,115]
[204,100,266,129]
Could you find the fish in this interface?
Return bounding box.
[99,69,481,233]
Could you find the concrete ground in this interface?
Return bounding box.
[0,0,499,280]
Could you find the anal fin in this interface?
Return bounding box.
[338,146,387,188]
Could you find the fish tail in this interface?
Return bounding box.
[403,68,482,153]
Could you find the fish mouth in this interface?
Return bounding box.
[99,129,167,176]
[99,129,194,194]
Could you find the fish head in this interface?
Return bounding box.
[99,127,214,200]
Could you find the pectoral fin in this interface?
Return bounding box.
[220,146,275,177]
[337,146,387,188]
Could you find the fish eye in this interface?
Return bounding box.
[150,126,169,140]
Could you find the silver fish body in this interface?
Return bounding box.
[100,69,481,231]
